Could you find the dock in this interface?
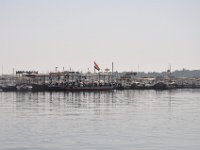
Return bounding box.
[1,70,200,92]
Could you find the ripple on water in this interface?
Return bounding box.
[0,89,200,150]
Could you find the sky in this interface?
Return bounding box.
[0,0,200,74]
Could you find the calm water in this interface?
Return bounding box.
[0,89,200,150]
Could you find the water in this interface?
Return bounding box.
[0,89,200,150]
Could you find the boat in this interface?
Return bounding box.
[16,84,33,91]
[1,84,17,91]
[65,85,113,91]
[48,82,114,92]
[48,83,66,91]
[152,82,168,90]
[31,83,49,91]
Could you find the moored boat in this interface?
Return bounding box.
[153,82,168,90]
[1,84,17,91]
[16,84,33,91]
[48,83,114,92]
[65,85,114,91]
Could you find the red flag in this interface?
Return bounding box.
[94,61,100,71]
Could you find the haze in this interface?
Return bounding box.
[0,0,200,73]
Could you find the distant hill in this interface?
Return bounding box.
[123,69,200,78]
[171,69,200,77]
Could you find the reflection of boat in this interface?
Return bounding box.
[16,84,32,91]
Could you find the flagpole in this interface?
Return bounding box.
[99,71,100,84]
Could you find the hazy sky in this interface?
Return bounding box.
[0,0,200,73]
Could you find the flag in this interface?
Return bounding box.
[94,61,100,71]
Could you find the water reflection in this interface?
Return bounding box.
[1,89,200,150]
[12,89,200,112]
[13,91,118,117]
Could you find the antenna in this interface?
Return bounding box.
[112,62,114,74]
[168,64,171,73]
[1,65,3,76]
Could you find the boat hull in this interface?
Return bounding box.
[48,85,114,92]
[65,86,113,91]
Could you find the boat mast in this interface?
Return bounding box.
[112,62,114,82]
